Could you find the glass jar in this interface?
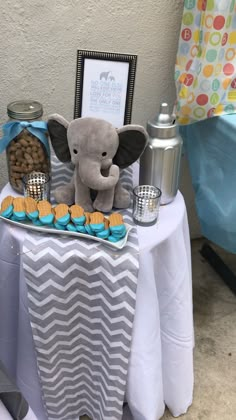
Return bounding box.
[5,100,51,193]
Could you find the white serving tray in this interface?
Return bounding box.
[0,215,133,250]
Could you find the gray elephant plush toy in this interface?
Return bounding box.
[47,115,148,212]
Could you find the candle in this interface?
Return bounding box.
[23,172,50,201]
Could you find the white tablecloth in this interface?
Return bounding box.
[0,171,194,420]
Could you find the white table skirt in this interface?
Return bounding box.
[0,173,194,420]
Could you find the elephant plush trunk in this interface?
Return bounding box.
[78,160,119,191]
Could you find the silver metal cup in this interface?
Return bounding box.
[133,185,161,226]
[23,172,51,201]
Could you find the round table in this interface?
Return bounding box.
[0,179,194,420]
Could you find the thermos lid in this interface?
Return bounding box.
[7,100,43,120]
[147,102,177,139]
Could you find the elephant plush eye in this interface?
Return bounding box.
[102,152,107,157]
[73,149,78,154]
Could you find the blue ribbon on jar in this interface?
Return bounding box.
[0,121,50,156]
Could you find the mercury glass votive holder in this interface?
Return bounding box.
[23,172,51,201]
[133,185,162,226]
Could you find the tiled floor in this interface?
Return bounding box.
[81,239,236,420]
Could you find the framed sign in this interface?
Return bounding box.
[74,50,137,127]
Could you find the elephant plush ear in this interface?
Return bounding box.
[113,125,148,169]
[47,114,71,163]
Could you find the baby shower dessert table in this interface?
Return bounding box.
[0,165,194,420]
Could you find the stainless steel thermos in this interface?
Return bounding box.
[139,102,183,205]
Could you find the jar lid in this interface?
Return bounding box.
[7,100,43,120]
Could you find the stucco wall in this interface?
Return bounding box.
[0,0,201,237]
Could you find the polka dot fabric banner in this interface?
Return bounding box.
[175,0,236,124]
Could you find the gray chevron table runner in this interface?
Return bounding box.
[22,155,139,420]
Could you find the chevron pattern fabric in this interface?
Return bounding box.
[22,154,139,420]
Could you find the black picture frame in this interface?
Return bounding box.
[74,49,137,127]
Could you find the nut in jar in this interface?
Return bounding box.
[7,128,50,192]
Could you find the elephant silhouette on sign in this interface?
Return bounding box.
[100,71,115,81]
